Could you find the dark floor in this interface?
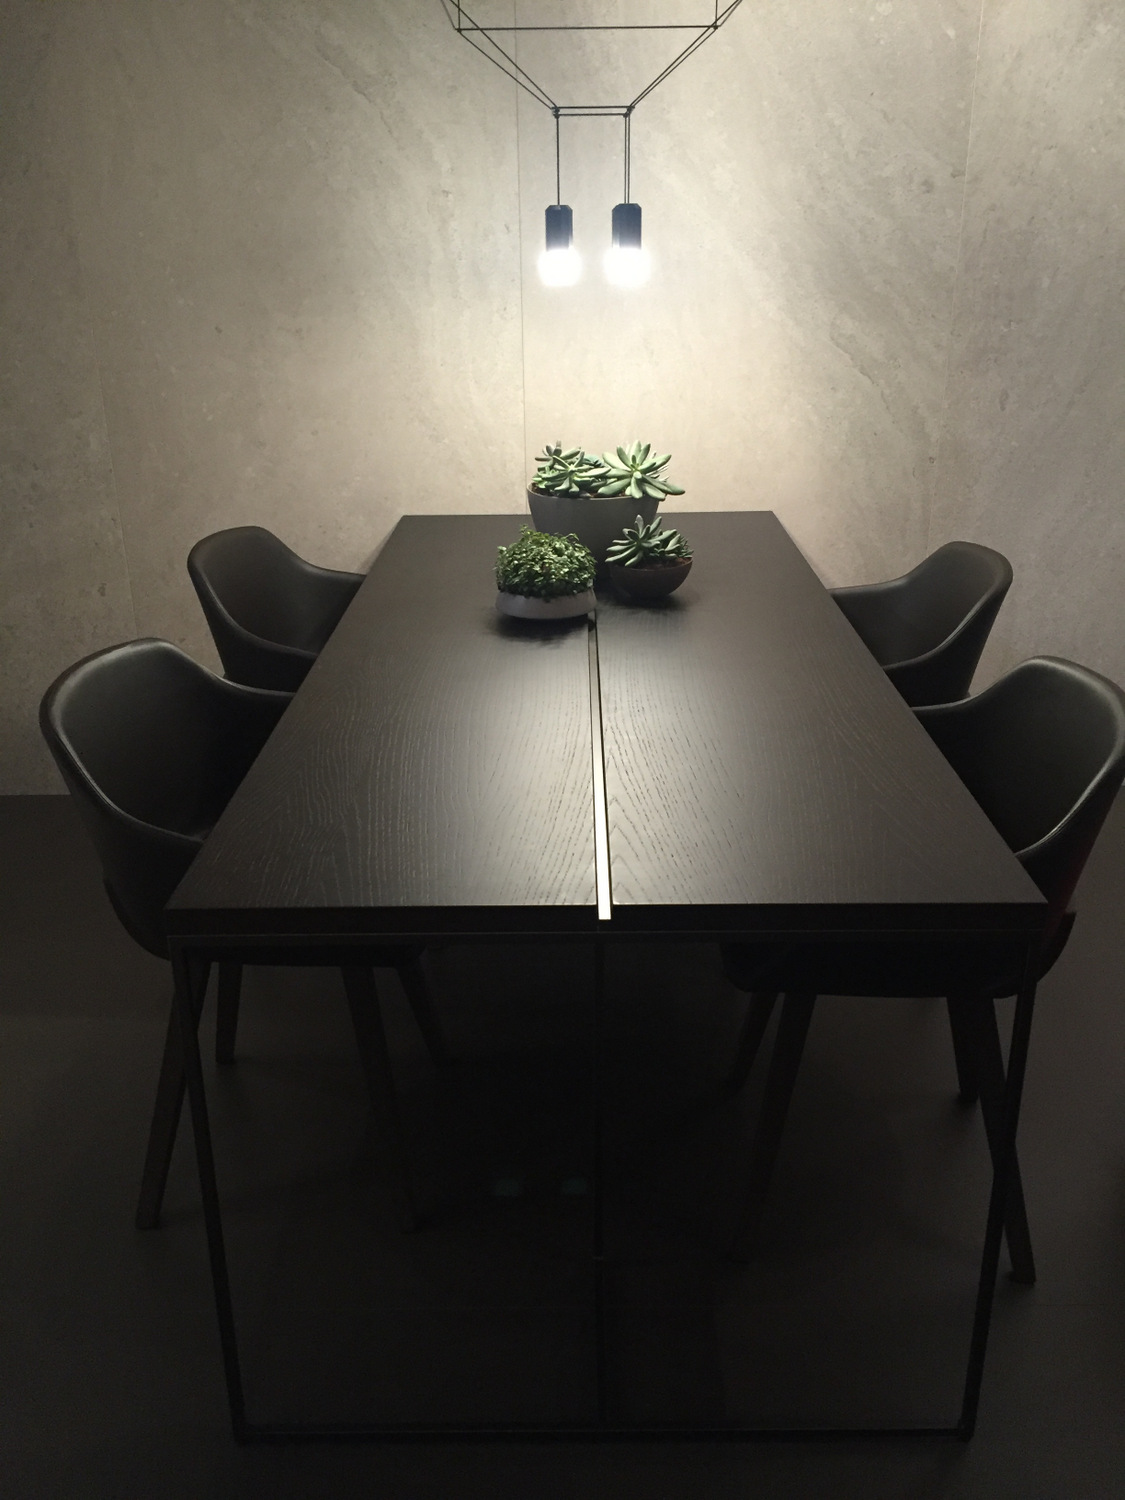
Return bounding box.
[2,795,1124,1498]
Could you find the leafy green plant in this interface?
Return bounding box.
[606,515,693,568]
[531,442,608,496]
[496,527,596,600]
[597,441,685,501]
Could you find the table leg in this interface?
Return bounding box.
[340,966,417,1233]
[136,967,210,1231]
[214,961,243,1066]
[172,945,247,1439]
[953,993,1036,1286]
[729,991,817,1263]
[724,992,779,1096]
[958,952,1039,1439]
[592,935,608,1426]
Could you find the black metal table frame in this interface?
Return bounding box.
[168,920,1040,1445]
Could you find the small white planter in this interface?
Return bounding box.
[495,589,596,620]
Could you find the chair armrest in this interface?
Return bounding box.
[210,677,291,778]
[831,576,927,667]
[292,558,364,628]
[912,694,980,763]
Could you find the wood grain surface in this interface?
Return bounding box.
[169,511,1043,944]
[168,516,598,935]
[595,512,1044,936]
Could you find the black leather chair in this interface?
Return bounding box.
[721,657,1125,1268]
[40,639,445,1231]
[188,526,364,691]
[831,541,1013,706]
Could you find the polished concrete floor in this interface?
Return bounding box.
[2,794,1124,1498]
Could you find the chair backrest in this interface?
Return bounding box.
[918,657,1125,920]
[836,541,1013,706]
[39,640,282,956]
[188,526,361,691]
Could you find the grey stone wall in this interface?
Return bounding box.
[3,1,1122,790]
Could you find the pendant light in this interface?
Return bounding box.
[539,205,580,287]
[537,121,581,287]
[603,118,649,289]
[447,2,745,287]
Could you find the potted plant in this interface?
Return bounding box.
[606,515,693,600]
[495,526,597,619]
[527,440,685,563]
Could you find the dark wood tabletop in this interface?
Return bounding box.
[168,515,598,937]
[167,511,1044,944]
[596,512,1044,936]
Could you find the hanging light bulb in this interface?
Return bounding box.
[538,203,581,287]
[604,201,649,288]
[451,9,746,293]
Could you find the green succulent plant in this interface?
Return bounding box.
[531,442,608,496]
[597,441,685,501]
[496,526,596,600]
[605,515,693,568]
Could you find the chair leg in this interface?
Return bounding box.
[730,991,817,1262]
[215,961,243,1065]
[135,962,210,1231]
[396,954,448,1065]
[340,967,418,1232]
[955,994,1037,1286]
[946,995,980,1104]
[725,992,778,1095]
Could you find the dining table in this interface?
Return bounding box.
[165,510,1046,1443]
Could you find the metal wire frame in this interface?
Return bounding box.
[442,1,744,206]
[440,1,745,118]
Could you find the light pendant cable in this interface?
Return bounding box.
[538,113,581,286]
[604,113,649,288]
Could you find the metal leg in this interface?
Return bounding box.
[171,946,247,1438]
[946,994,980,1104]
[946,992,1035,1284]
[174,934,1005,1442]
[592,935,608,1426]
[958,964,1038,1439]
[396,954,449,1065]
[135,966,210,1232]
[340,966,418,1232]
[963,996,1036,1286]
[725,992,778,1095]
[215,961,243,1066]
[730,991,817,1263]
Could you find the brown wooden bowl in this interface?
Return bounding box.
[607,557,692,600]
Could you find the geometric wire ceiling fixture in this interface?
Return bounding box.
[442,2,745,286]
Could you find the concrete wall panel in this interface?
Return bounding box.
[2,0,1123,789]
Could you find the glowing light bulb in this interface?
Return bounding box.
[538,245,582,286]
[604,202,648,288]
[539,203,580,287]
[603,244,651,288]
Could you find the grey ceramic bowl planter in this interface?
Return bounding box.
[607,557,693,601]
[527,487,659,565]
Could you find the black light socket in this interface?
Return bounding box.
[545,204,574,250]
[611,202,642,249]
